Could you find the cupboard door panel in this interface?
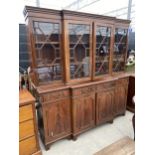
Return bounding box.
[114,83,128,116]
[44,99,71,141]
[96,90,114,125]
[73,94,95,134]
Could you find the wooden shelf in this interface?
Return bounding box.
[115,43,126,44]
[70,62,89,65]
[69,42,89,44]
[96,43,110,45]
[37,63,61,68]
[96,60,109,63]
[35,41,59,44]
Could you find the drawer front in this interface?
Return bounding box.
[41,90,70,102]
[117,78,129,86]
[19,119,35,140]
[19,104,33,122]
[72,85,96,97]
[96,81,116,92]
[19,136,37,155]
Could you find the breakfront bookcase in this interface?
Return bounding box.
[24,6,131,150]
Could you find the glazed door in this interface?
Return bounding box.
[114,80,128,116]
[113,28,128,73]
[94,23,113,78]
[66,21,92,82]
[31,18,63,85]
[44,99,71,142]
[96,89,114,125]
[73,94,95,135]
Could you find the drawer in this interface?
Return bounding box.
[41,90,70,102]
[117,78,129,86]
[72,85,96,97]
[96,81,115,92]
[19,119,35,140]
[19,104,33,122]
[19,136,37,155]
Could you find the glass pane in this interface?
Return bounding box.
[33,21,62,83]
[113,28,128,72]
[95,26,111,76]
[69,24,90,79]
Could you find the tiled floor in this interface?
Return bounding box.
[40,110,134,155]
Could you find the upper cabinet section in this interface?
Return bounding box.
[24,6,130,86]
[24,6,63,86]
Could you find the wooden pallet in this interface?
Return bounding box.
[94,136,135,155]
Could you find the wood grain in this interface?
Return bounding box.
[19,119,34,140]
[19,104,33,122]
[19,136,37,155]
[94,136,135,155]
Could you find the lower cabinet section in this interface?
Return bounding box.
[72,94,95,138]
[37,88,72,150]
[36,77,129,150]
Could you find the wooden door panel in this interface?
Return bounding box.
[96,90,114,125]
[73,94,95,133]
[118,86,126,110]
[114,83,128,116]
[45,99,71,140]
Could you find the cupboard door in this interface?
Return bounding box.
[73,94,95,134]
[95,25,112,76]
[32,20,63,84]
[114,82,128,116]
[68,23,92,80]
[96,90,114,125]
[113,28,128,72]
[44,99,71,142]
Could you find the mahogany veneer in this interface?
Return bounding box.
[24,6,131,150]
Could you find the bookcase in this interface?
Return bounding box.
[24,6,131,150]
